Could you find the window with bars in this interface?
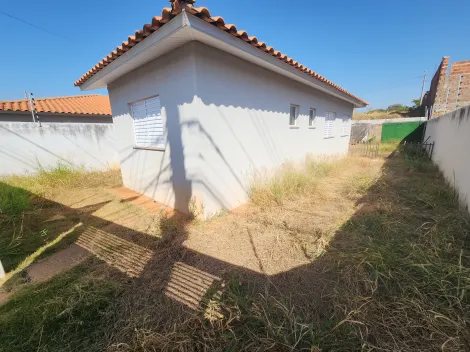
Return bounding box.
[323,112,336,138]
[289,105,299,126]
[341,116,350,136]
[309,108,316,127]
[130,96,164,148]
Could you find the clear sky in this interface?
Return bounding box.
[1,0,469,110]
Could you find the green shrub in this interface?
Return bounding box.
[0,183,31,218]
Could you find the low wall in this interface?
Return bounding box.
[381,121,424,142]
[0,122,119,175]
[352,117,426,125]
[351,117,426,143]
[424,105,470,211]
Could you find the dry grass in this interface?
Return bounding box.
[248,156,342,207]
[2,162,122,196]
[353,111,404,120]
[1,151,470,351]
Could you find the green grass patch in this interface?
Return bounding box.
[0,163,121,276]
[0,260,124,352]
[0,183,31,219]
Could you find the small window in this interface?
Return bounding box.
[323,112,336,138]
[309,108,316,127]
[289,105,299,126]
[341,116,350,136]
[130,96,164,148]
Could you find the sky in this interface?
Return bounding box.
[1,0,470,110]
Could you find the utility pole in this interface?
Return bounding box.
[24,90,36,122]
[420,70,427,104]
[29,93,42,127]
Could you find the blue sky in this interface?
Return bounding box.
[1,0,469,110]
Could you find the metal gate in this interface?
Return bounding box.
[349,142,380,157]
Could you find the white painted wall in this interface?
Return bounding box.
[351,117,426,125]
[424,105,470,212]
[108,42,354,216]
[108,44,199,214]
[0,122,118,175]
[191,43,354,215]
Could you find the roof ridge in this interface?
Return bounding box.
[74,3,367,105]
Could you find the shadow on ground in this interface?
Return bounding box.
[0,150,469,352]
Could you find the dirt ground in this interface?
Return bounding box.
[1,156,384,302]
[3,159,384,301]
[3,151,468,352]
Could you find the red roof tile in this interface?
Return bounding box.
[75,1,367,105]
[0,95,111,116]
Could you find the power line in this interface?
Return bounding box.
[0,11,74,42]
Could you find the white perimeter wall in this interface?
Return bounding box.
[108,42,355,216]
[424,105,470,212]
[352,117,426,125]
[0,122,118,175]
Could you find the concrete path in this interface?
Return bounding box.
[27,244,91,283]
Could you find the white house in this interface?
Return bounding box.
[75,0,367,216]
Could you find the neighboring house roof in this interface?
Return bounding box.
[0,94,111,116]
[74,1,367,106]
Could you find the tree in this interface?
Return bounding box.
[387,104,407,112]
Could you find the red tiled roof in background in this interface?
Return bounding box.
[74,1,367,106]
[0,95,111,116]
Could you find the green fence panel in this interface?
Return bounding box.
[381,122,423,142]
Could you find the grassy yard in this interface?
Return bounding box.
[0,164,122,274]
[0,149,469,351]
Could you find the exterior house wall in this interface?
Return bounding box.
[191,43,354,215]
[107,44,199,214]
[108,42,355,216]
[424,105,470,212]
[0,122,118,175]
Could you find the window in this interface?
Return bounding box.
[323,112,336,138]
[341,116,350,136]
[130,96,164,148]
[309,108,316,127]
[289,105,299,126]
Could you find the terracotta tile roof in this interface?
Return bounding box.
[0,94,111,116]
[74,1,367,106]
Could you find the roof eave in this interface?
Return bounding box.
[0,110,111,118]
[78,13,188,91]
[79,11,366,108]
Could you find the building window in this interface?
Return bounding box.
[323,112,336,138]
[341,116,350,136]
[309,108,316,127]
[290,105,299,126]
[130,96,164,148]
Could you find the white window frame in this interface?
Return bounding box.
[129,95,165,150]
[309,108,317,128]
[341,116,350,136]
[289,104,299,127]
[323,112,336,138]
